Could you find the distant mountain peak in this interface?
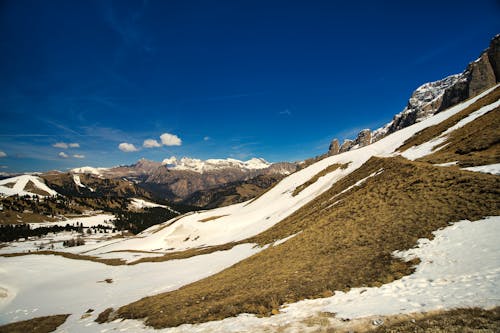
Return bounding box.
[161,156,271,173]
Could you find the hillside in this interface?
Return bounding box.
[0,79,497,333]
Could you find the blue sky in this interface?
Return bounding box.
[0,0,499,172]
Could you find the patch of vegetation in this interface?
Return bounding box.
[113,156,499,328]
[0,195,83,224]
[113,207,181,234]
[1,251,125,266]
[0,314,70,333]
[419,107,500,167]
[183,174,286,209]
[128,242,240,265]
[62,236,85,247]
[198,215,228,222]
[95,308,113,323]
[292,163,349,196]
[368,307,500,333]
[0,223,85,242]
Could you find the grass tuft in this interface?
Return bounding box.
[0,314,70,333]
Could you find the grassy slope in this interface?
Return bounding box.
[398,85,500,167]
[114,155,500,328]
[368,307,500,333]
[0,314,69,333]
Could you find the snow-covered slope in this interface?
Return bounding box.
[128,198,180,214]
[0,175,58,197]
[85,85,498,257]
[161,156,271,173]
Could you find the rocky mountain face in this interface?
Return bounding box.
[328,34,500,155]
[71,157,298,203]
[181,173,285,209]
[42,172,152,199]
[143,159,297,201]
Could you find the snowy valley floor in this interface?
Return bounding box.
[1,216,499,332]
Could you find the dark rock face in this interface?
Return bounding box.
[487,34,500,81]
[339,139,354,153]
[467,52,497,97]
[356,129,372,147]
[140,162,298,200]
[328,139,340,155]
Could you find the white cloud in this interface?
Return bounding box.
[69,143,80,148]
[58,152,69,158]
[143,139,161,148]
[0,151,6,158]
[73,154,85,159]
[203,136,211,141]
[160,133,182,146]
[53,142,69,149]
[118,142,139,152]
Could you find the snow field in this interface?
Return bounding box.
[51,216,500,333]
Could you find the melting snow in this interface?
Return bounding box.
[462,163,500,176]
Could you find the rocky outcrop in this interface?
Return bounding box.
[328,139,340,155]
[356,129,372,147]
[488,34,500,80]
[339,139,354,153]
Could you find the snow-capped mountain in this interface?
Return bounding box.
[71,166,109,176]
[66,157,297,203]
[161,156,271,173]
[0,175,59,197]
[372,74,465,141]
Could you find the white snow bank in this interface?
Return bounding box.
[129,198,180,214]
[88,216,500,333]
[0,243,263,327]
[401,97,500,160]
[463,163,500,176]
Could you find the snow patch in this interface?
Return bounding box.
[463,163,500,176]
[161,156,271,173]
[129,198,180,214]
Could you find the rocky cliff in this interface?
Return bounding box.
[329,34,500,155]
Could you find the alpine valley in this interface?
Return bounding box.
[0,35,499,333]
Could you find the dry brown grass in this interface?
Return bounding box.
[113,156,499,328]
[368,307,500,333]
[418,106,500,167]
[94,307,114,323]
[198,215,228,222]
[1,251,125,266]
[0,314,69,333]
[24,181,52,196]
[292,163,349,196]
[128,242,240,265]
[399,86,500,153]
[0,212,58,225]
